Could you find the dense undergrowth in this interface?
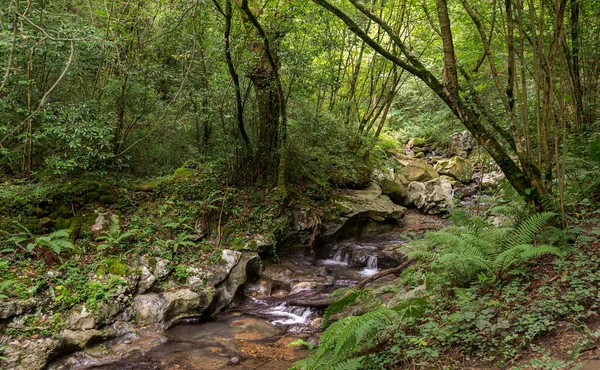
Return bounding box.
[293,188,600,369]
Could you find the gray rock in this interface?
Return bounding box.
[133,293,163,324]
[186,266,210,289]
[394,159,439,185]
[405,177,453,214]
[480,171,505,190]
[450,130,475,157]
[137,266,156,294]
[59,329,104,351]
[209,253,259,315]
[153,257,172,280]
[67,310,96,331]
[2,338,59,370]
[163,288,215,326]
[0,299,36,319]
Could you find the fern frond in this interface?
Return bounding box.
[330,357,365,370]
[504,212,556,250]
[323,289,367,327]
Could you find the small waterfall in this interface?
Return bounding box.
[319,249,350,266]
[267,303,314,326]
[359,256,379,277]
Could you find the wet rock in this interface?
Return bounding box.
[350,249,369,268]
[380,179,407,205]
[310,317,323,330]
[405,177,453,214]
[378,247,404,269]
[435,156,473,184]
[0,299,36,319]
[245,277,273,298]
[228,356,241,365]
[67,309,96,331]
[290,282,319,294]
[133,293,163,324]
[209,253,260,315]
[163,287,215,326]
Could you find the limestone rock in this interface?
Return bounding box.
[0,299,36,319]
[137,266,156,294]
[59,329,104,352]
[450,130,475,157]
[2,338,59,370]
[405,177,453,214]
[435,156,473,184]
[481,171,505,190]
[336,183,406,221]
[163,287,215,326]
[153,258,172,280]
[209,253,260,315]
[394,160,439,185]
[67,310,96,331]
[133,293,163,324]
[243,234,276,253]
[380,179,407,205]
[322,183,406,241]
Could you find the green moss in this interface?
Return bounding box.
[55,217,72,230]
[163,167,193,185]
[106,258,128,276]
[412,137,427,146]
[39,217,53,230]
[99,195,114,204]
[68,217,83,239]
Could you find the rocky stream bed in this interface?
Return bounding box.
[42,210,447,370]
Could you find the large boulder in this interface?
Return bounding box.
[208,252,261,315]
[405,177,453,214]
[59,329,104,352]
[321,183,406,241]
[133,293,163,324]
[435,156,473,184]
[163,287,215,326]
[394,160,439,186]
[380,179,407,205]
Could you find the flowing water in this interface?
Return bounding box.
[54,210,447,370]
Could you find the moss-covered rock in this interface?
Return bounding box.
[380,179,407,205]
[434,156,473,184]
[394,160,439,185]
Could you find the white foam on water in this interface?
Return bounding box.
[318,250,350,267]
[266,303,314,326]
[358,256,379,277]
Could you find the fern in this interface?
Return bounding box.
[0,279,17,299]
[293,308,398,369]
[413,212,561,285]
[322,289,368,327]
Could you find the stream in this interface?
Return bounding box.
[52,210,447,370]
